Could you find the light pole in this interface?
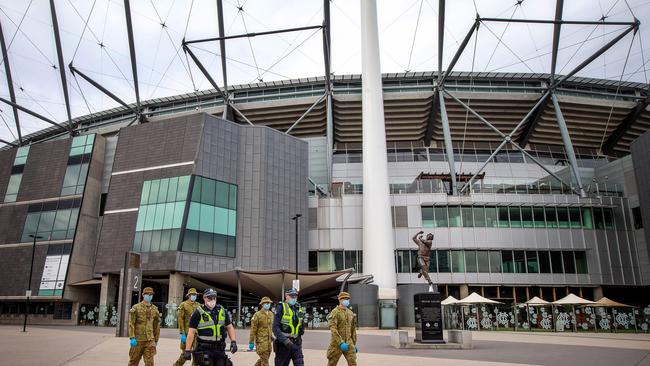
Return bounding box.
[24,234,43,332]
[291,214,302,281]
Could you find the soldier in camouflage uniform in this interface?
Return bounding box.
[174,288,201,366]
[128,287,160,366]
[248,296,274,366]
[326,292,358,366]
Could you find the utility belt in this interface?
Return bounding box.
[196,339,226,351]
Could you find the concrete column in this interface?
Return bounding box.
[592,286,604,301]
[460,284,469,299]
[168,272,186,306]
[99,274,119,307]
[360,0,397,301]
[439,92,457,195]
[326,92,333,192]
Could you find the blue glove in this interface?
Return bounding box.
[339,342,348,352]
[355,345,359,353]
[129,338,137,347]
[249,343,254,351]
[180,333,187,343]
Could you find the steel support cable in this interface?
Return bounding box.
[480,21,535,73]
[182,0,197,92]
[254,28,321,83]
[458,25,479,177]
[0,0,34,67]
[519,5,547,71]
[406,0,424,72]
[190,45,290,80]
[598,31,636,153]
[484,5,519,72]
[71,72,95,118]
[235,1,262,81]
[635,26,648,83]
[557,24,602,76]
[0,112,17,140]
[70,0,97,62]
[0,7,54,67]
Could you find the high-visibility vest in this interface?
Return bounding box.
[196,306,226,342]
[280,302,303,337]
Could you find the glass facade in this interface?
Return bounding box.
[61,135,95,196]
[4,145,29,203]
[133,175,237,257]
[21,198,81,242]
[308,250,363,273]
[394,249,588,274]
[421,205,614,230]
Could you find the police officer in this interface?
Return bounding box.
[272,288,304,366]
[128,287,160,366]
[183,288,237,366]
[326,292,358,366]
[174,288,201,366]
[248,296,274,366]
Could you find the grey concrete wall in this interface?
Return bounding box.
[631,130,650,282]
[348,283,378,327]
[397,284,430,327]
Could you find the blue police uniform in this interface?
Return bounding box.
[272,301,305,366]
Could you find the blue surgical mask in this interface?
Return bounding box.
[143,294,153,303]
[342,299,350,308]
[189,295,197,302]
[263,303,271,310]
[287,298,297,306]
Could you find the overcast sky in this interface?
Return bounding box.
[0,0,648,145]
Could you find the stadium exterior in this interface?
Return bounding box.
[0,71,649,328]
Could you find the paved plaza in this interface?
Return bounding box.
[1,326,649,366]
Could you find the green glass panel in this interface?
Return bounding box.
[53,209,71,232]
[474,206,486,227]
[421,207,434,227]
[186,202,201,231]
[215,181,229,208]
[569,208,581,228]
[158,178,169,204]
[153,204,165,230]
[70,146,85,156]
[581,208,593,229]
[37,211,56,236]
[198,231,213,254]
[62,165,81,192]
[526,251,539,273]
[83,144,93,154]
[200,204,215,233]
[451,250,465,272]
[448,206,461,227]
[396,251,410,273]
[489,251,501,273]
[437,250,450,272]
[462,207,473,227]
[214,207,229,235]
[501,250,514,273]
[533,207,546,228]
[513,250,526,273]
[133,232,143,251]
[170,229,181,251]
[182,230,198,252]
[141,181,151,205]
[191,176,202,202]
[162,203,175,229]
[150,230,161,252]
[172,202,185,228]
[201,178,215,206]
[5,174,22,202]
[433,207,448,227]
[144,205,156,231]
[227,210,237,236]
[136,206,147,231]
[557,207,570,228]
[177,176,190,201]
[86,134,95,144]
[498,207,510,228]
[228,185,237,210]
[477,251,490,273]
[16,145,30,157]
[603,208,614,229]
[215,234,229,256]
[71,135,87,147]
[21,213,41,242]
[509,207,521,228]
[227,236,235,257]
[68,208,79,231]
[575,251,588,274]
[167,177,178,203]
[521,207,533,228]
[545,207,558,228]
[159,230,171,251]
[148,180,160,205]
[465,250,477,272]
[485,206,498,227]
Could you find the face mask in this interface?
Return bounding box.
[287,298,297,306]
[342,299,350,308]
[189,295,197,302]
[143,294,153,303]
[263,303,271,310]
[206,299,217,309]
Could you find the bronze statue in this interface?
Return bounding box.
[412,231,434,288]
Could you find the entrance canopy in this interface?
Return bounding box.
[183,269,365,302]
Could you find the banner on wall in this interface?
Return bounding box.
[38,254,69,296]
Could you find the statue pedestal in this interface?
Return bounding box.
[413,292,444,344]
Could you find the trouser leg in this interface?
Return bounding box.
[342,347,357,366]
[291,344,304,366]
[128,343,144,366]
[327,346,342,366]
[274,340,291,366]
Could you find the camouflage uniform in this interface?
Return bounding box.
[326,294,357,366]
[128,289,160,366]
[173,288,200,366]
[249,297,274,366]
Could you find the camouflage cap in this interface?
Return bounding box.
[259,296,273,305]
[186,288,199,297]
[142,287,154,295]
[338,291,351,300]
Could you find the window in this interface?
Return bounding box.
[557,207,570,228]
[574,251,588,274]
[526,251,539,273]
[477,251,490,272]
[344,250,363,273]
[421,207,434,227]
[392,206,408,227]
[521,207,533,228]
[61,135,95,196]
[448,206,461,227]
[485,207,498,227]
[396,250,411,273]
[69,135,94,156]
[474,206,486,227]
[562,251,576,273]
[545,207,558,228]
[632,207,643,229]
[451,250,465,272]
[538,251,551,273]
[593,208,605,229]
[428,250,437,272]
[603,208,614,230]
[462,207,473,227]
[581,208,593,229]
[533,207,546,228]
[309,252,318,271]
[513,250,526,273]
[311,250,362,273]
[550,251,563,273]
[4,145,30,202]
[569,208,582,229]
[465,250,477,272]
[498,207,510,228]
[437,250,450,272]
[502,250,514,273]
[434,207,448,227]
[21,199,81,242]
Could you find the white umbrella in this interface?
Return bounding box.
[526,296,550,305]
[441,295,459,305]
[458,292,501,304]
[552,293,595,305]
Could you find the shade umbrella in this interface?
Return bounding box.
[458,292,501,331]
[524,296,550,331]
[594,297,635,333]
[553,294,595,332]
[441,295,459,305]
